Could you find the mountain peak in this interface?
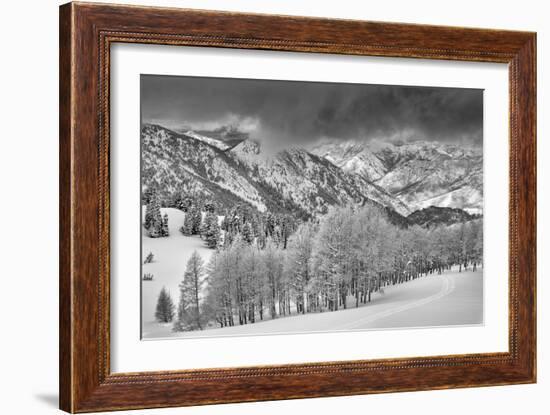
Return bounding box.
[141,124,481,219]
[310,139,482,214]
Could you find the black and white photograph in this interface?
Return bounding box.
[140,75,484,339]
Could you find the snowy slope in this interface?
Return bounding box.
[414,186,482,215]
[150,267,482,339]
[142,124,480,220]
[230,139,410,216]
[142,124,410,218]
[311,140,483,213]
[181,130,231,151]
[312,141,387,181]
[141,207,214,338]
[142,124,267,211]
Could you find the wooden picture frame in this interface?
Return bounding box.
[59,2,536,412]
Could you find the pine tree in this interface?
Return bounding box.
[161,213,169,236]
[200,211,213,237]
[155,287,175,323]
[192,208,202,234]
[144,188,160,229]
[181,210,193,235]
[201,212,220,249]
[181,205,202,235]
[147,216,162,237]
[142,186,156,205]
[242,222,254,244]
[145,189,165,238]
[179,251,206,330]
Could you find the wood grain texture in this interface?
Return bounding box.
[59,3,73,411]
[59,2,536,413]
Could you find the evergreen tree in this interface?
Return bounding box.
[201,212,220,249]
[145,189,166,238]
[155,287,174,323]
[181,205,202,235]
[242,221,254,244]
[161,213,169,237]
[204,201,215,213]
[147,216,162,237]
[173,193,193,212]
[192,208,202,233]
[181,210,193,235]
[178,251,206,330]
[142,186,156,205]
[144,188,160,230]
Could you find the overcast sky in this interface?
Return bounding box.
[141,74,483,149]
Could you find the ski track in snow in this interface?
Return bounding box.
[145,268,481,339]
[337,273,456,330]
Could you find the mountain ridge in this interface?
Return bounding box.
[310,139,483,214]
[141,124,481,227]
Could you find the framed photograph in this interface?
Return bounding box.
[59,2,536,412]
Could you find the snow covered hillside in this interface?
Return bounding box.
[142,124,410,218]
[141,207,214,338]
[150,267,482,339]
[230,139,410,216]
[142,124,268,211]
[311,140,483,214]
[140,129,484,338]
[180,130,231,151]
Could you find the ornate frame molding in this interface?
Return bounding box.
[60,2,536,412]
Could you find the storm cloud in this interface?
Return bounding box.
[141,74,483,149]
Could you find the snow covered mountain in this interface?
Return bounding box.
[179,130,232,151]
[311,140,483,214]
[175,125,247,150]
[141,124,410,220]
[142,124,269,212]
[229,139,410,217]
[312,141,387,182]
[142,124,481,226]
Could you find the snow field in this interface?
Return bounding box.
[141,207,214,338]
[145,266,482,339]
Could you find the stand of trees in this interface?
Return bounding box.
[177,200,297,253]
[221,204,296,249]
[172,205,483,331]
[144,189,169,238]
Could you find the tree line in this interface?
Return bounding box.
[180,201,297,252]
[157,204,483,331]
